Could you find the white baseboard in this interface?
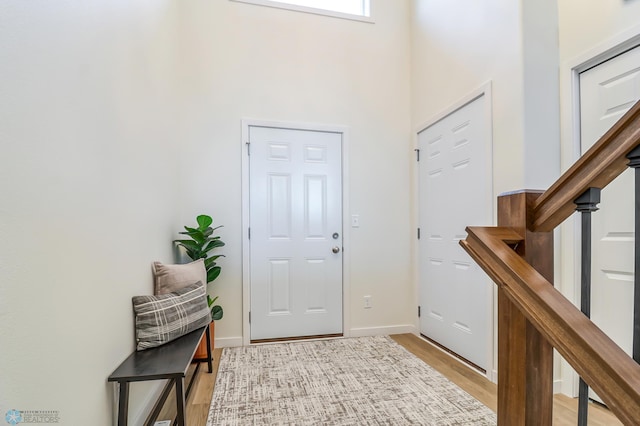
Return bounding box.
[348,324,417,337]
[215,336,243,348]
[215,326,417,349]
[554,379,563,394]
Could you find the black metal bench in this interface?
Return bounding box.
[108,326,212,426]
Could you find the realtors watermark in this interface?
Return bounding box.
[5,410,60,424]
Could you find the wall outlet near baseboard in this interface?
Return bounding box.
[364,295,372,309]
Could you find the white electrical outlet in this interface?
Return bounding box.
[364,295,372,309]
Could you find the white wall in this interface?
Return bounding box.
[559,0,640,61]
[411,0,525,197]
[557,0,640,178]
[411,1,526,383]
[0,1,193,424]
[13,0,630,421]
[411,0,559,197]
[557,0,640,175]
[0,0,413,423]
[522,0,560,190]
[411,0,640,397]
[173,0,414,342]
[411,0,560,381]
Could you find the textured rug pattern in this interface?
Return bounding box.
[207,336,496,425]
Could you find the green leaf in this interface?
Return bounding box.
[197,215,213,230]
[178,227,206,244]
[181,250,197,260]
[211,305,223,321]
[204,255,225,268]
[174,239,200,250]
[207,266,221,282]
[204,225,223,237]
[180,232,205,245]
[203,240,225,252]
[174,241,202,260]
[207,295,218,307]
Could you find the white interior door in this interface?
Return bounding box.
[418,94,492,372]
[248,125,343,341]
[579,46,640,400]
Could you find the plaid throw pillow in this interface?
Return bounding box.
[133,281,211,351]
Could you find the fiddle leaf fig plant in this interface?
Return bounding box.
[174,214,225,320]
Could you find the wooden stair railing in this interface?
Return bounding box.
[534,101,640,232]
[460,100,640,425]
[461,226,640,424]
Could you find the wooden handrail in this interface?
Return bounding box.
[459,100,640,424]
[461,226,640,425]
[532,100,640,232]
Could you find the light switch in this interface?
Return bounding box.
[351,214,360,228]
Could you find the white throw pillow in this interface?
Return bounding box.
[151,259,207,295]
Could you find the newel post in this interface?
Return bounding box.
[497,190,554,425]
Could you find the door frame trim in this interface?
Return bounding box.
[241,119,351,346]
[561,24,640,188]
[561,25,640,397]
[413,81,495,382]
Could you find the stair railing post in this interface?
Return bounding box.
[627,146,640,364]
[574,187,601,426]
[497,190,554,425]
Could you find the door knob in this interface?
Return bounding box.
[332,246,340,254]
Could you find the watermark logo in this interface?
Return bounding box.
[4,410,60,424]
[5,410,22,425]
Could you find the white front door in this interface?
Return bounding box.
[418,94,492,372]
[248,125,343,341]
[579,46,640,388]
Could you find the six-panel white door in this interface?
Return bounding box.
[249,126,343,341]
[579,46,640,399]
[418,94,492,372]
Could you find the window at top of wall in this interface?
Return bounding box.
[231,0,372,22]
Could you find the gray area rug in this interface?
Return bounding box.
[207,336,496,425]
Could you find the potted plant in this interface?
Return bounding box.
[174,214,225,358]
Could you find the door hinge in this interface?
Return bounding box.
[246,142,250,155]
[249,311,251,324]
[417,228,421,239]
[414,148,420,162]
[418,306,421,318]
[248,227,251,240]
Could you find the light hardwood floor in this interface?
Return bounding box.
[157,334,621,425]
[391,334,621,426]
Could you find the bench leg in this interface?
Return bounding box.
[205,324,213,373]
[144,379,175,426]
[117,382,129,426]
[175,377,186,426]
